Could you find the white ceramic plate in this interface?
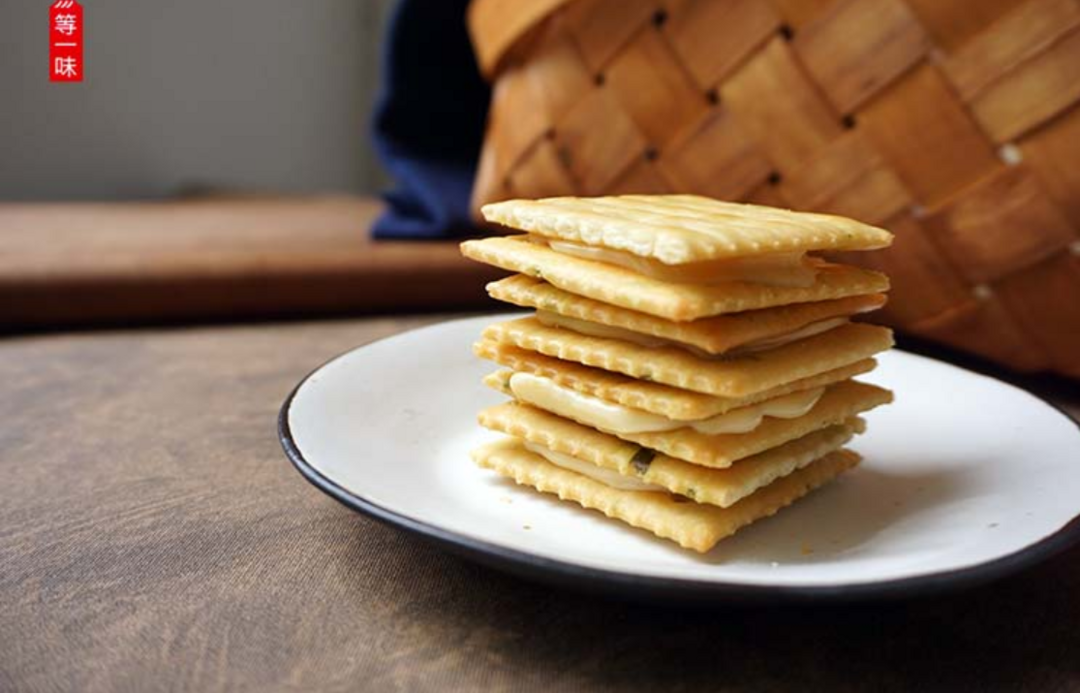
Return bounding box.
[279,315,1080,601]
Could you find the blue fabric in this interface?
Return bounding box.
[371,0,490,239]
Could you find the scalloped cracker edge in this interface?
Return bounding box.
[474,340,877,420]
[483,377,891,467]
[471,437,861,553]
[482,317,894,398]
[616,379,890,467]
[487,274,887,355]
[461,236,890,321]
[479,399,865,508]
[479,195,893,264]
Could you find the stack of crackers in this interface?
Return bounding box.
[461,195,895,553]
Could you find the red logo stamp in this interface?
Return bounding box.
[50,0,84,83]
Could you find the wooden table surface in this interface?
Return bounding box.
[0,196,501,330]
[2,316,1079,692]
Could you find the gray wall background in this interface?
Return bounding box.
[0,0,397,201]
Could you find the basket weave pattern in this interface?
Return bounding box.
[470,0,1080,378]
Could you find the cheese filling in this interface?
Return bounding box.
[732,317,851,354]
[523,441,663,492]
[535,310,851,357]
[535,310,670,348]
[508,372,825,435]
[546,239,818,287]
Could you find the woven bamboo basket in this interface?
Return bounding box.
[467,0,1080,378]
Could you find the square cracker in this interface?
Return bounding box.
[480,195,893,264]
[478,399,865,508]
[482,317,894,398]
[476,341,877,419]
[460,236,890,321]
[472,437,861,553]
[487,274,887,355]
[484,376,891,467]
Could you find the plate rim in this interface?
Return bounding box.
[278,317,1080,603]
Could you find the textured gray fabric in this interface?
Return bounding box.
[1,317,1078,692]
